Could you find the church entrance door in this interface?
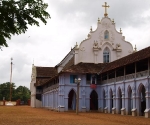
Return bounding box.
[90,90,98,110]
[68,89,76,110]
[139,84,146,116]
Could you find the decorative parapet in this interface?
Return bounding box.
[136,70,148,78]
[116,76,124,82]
[125,73,134,80]
[101,80,107,84]
[101,70,149,84]
[107,78,115,83]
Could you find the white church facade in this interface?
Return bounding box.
[30,2,150,118]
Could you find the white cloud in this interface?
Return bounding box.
[1,0,150,88]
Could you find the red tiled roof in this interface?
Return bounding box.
[102,46,150,73]
[39,62,106,86]
[38,75,58,86]
[34,46,150,86]
[35,78,51,86]
[62,62,107,74]
[63,56,74,70]
[36,67,57,77]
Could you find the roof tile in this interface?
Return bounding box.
[102,46,150,73]
[36,67,57,77]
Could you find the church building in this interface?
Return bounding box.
[30,2,150,118]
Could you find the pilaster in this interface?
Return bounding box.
[121,83,126,115]
[81,88,86,112]
[112,85,116,114]
[144,82,150,118]
[131,81,137,116]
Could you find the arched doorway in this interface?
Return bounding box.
[128,86,132,115]
[68,89,76,110]
[90,90,98,110]
[139,84,146,116]
[118,87,122,114]
[110,89,113,113]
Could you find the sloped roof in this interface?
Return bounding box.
[38,57,75,86]
[36,67,57,77]
[35,67,57,86]
[35,78,51,86]
[102,46,150,73]
[62,56,74,71]
[55,47,75,67]
[34,46,150,86]
[62,62,107,74]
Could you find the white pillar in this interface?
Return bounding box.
[131,82,137,116]
[121,83,125,115]
[121,93,125,115]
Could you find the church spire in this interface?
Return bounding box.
[102,2,110,17]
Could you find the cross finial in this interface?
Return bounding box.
[102,2,110,17]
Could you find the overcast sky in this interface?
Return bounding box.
[0,0,150,89]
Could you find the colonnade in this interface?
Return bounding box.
[42,89,59,111]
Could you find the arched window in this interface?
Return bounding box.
[103,48,110,63]
[104,30,109,40]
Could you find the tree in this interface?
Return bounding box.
[0,82,30,104]
[14,86,30,104]
[0,0,50,47]
[0,82,16,100]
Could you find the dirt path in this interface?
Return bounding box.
[0,106,149,125]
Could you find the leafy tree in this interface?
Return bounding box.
[14,86,30,104]
[0,0,50,47]
[0,82,30,104]
[0,82,16,101]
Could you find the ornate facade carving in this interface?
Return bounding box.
[102,22,110,29]
[93,41,99,49]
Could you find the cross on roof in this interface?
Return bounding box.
[102,2,110,17]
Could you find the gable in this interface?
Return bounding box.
[74,17,133,64]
